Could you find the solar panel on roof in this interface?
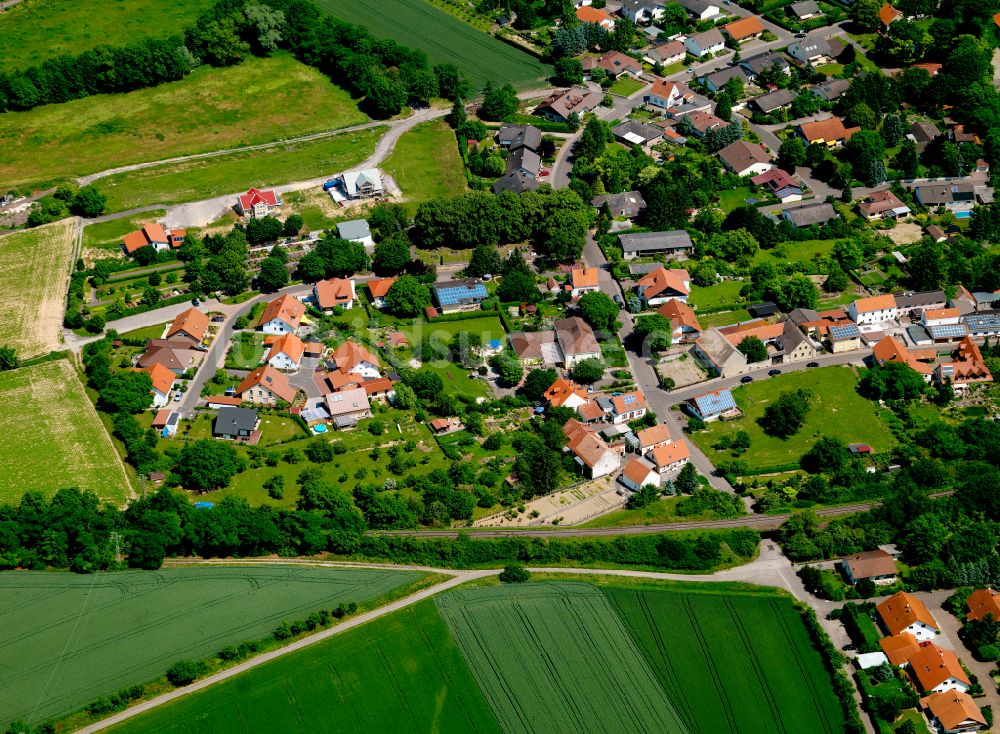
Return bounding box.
[928,323,968,338]
[624,395,637,405]
[694,390,736,414]
[435,283,488,306]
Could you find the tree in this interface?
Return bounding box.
[632,313,673,353]
[514,435,560,496]
[777,137,806,171]
[372,234,411,274]
[99,372,153,414]
[490,352,524,387]
[497,271,538,303]
[69,185,107,217]
[847,102,877,131]
[296,252,326,283]
[676,462,699,494]
[499,562,530,583]
[858,362,927,401]
[256,257,289,292]
[715,93,732,122]
[823,267,849,293]
[282,214,303,237]
[466,244,502,279]
[577,291,619,332]
[626,483,661,509]
[434,63,468,101]
[447,97,466,128]
[175,440,244,490]
[409,370,444,400]
[305,438,334,463]
[572,357,604,384]
[0,346,18,371]
[384,275,431,317]
[850,0,881,31]
[166,659,207,687]
[553,57,583,86]
[480,82,518,121]
[737,336,768,363]
[245,216,283,245]
[315,237,368,278]
[522,368,558,402]
[759,389,813,439]
[801,436,851,474]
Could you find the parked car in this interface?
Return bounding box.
[191,298,200,306]
[843,644,857,651]
[795,32,806,38]
[807,361,820,368]
[173,393,181,402]
[740,375,754,384]
[539,170,550,177]
[211,315,224,323]
[768,369,782,376]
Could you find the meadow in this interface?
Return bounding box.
[0,0,215,71]
[383,120,468,209]
[106,598,500,734]
[0,566,421,727]
[690,366,896,471]
[437,583,689,734]
[688,280,745,310]
[0,218,76,357]
[605,584,845,734]
[0,54,366,189]
[82,211,168,249]
[100,127,383,212]
[0,360,131,505]
[315,0,551,91]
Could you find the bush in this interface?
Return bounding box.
[166,659,207,687]
[368,420,386,436]
[499,562,530,583]
[978,644,1000,661]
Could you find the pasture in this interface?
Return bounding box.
[605,584,845,734]
[0,54,366,189]
[0,360,131,505]
[314,0,551,91]
[106,598,500,734]
[0,0,214,71]
[383,120,467,208]
[0,218,75,357]
[690,366,896,471]
[100,127,383,212]
[0,566,421,727]
[437,583,689,734]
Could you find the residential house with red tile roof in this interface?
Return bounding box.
[166,308,209,346]
[966,588,1000,622]
[314,278,356,312]
[563,420,620,478]
[909,644,970,694]
[635,423,673,454]
[122,223,171,255]
[658,299,702,342]
[569,267,601,298]
[797,117,860,147]
[935,336,993,389]
[258,294,305,335]
[331,340,380,379]
[575,4,616,28]
[723,15,765,43]
[237,187,280,218]
[650,440,691,474]
[848,294,899,324]
[544,376,589,409]
[367,277,397,308]
[265,332,305,371]
[871,336,935,379]
[135,363,175,408]
[880,632,921,667]
[609,391,647,424]
[636,267,690,305]
[236,365,297,405]
[619,457,659,491]
[920,690,987,733]
[876,591,939,641]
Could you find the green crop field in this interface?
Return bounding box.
[0,566,422,727]
[1,54,366,189]
[106,598,500,734]
[99,127,382,212]
[315,0,550,91]
[437,584,689,734]
[690,366,896,471]
[0,218,76,358]
[383,120,468,208]
[0,360,131,505]
[605,584,845,734]
[0,0,216,71]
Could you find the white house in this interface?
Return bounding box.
[569,267,601,298]
[137,363,175,408]
[620,0,665,23]
[684,28,725,58]
[556,317,602,368]
[678,0,721,21]
[265,332,305,371]
[650,440,691,474]
[636,267,690,306]
[544,377,590,409]
[336,219,373,249]
[920,690,987,734]
[339,169,384,199]
[332,340,381,379]
[565,421,621,479]
[236,188,280,219]
[608,391,647,424]
[876,592,940,643]
[314,278,356,313]
[258,294,305,335]
[366,278,396,309]
[922,307,962,328]
[620,457,660,491]
[847,294,898,325]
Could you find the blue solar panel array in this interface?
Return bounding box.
[434,282,488,306]
[692,389,736,416]
[928,323,969,339]
[829,323,860,340]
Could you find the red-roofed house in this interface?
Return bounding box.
[610,391,647,424]
[258,294,305,334]
[650,440,691,474]
[331,340,380,379]
[564,420,620,478]
[569,267,601,298]
[658,299,702,343]
[166,307,209,346]
[879,2,902,27]
[265,332,306,371]
[751,168,803,203]
[544,376,589,409]
[636,267,691,305]
[122,223,170,255]
[135,363,175,408]
[314,278,356,312]
[575,4,615,29]
[620,457,659,491]
[367,277,397,308]
[236,365,297,405]
[237,188,281,219]
[798,117,860,147]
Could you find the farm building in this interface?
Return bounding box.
[839,549,897,586]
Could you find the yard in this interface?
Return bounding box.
[0,219,76,358]
[119,322,170,342]
[314,0,551,90]
[382,120,467,209]
[0,566,423,727]
[689,280,745,311]
[100,127,384,213]
[0,360,131,505]
[225,333,266,370]
[82,210,168,250]
[0,0,215,71]
[690,366,897,472]
[716,187,757,213]
[1,54,367,189]
[753,239,837,270]
[608,77,646,97]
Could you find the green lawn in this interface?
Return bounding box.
[717,187,756,213]
[754,239,838,270]
[0,359,132,505]
[399,315,507,345]
[314,0,551,91]
[700,309,752,328]
[690,366,896,472]
[893,710,932,734]
[580,495,721,528]
[107,598,500,734]
[119,322,170,342]
[689,280,745,310]
[382,119,467,209]
[101,127,383,212]
[0,0,215,71]
[1,54,367,189]
[1,566,422,728]
[609,77,646,97]
[0,218,76,358]
[225,334,266,370]
[82,211,168,250]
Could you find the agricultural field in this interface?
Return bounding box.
[383,120,468,209]
[0,566,422,728]
[0,0,215,71]
[437,583,689,734]
[106,598,500,734]
[0,218,76,357]
[315,0,551,91]
[100,127,383,213]
[1,54,366,189]
[605,584,845,734]
[0,360,131,505]
[690,366,897,471]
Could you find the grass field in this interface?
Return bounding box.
[700,308,752,328]
[0,360,131,505]
[0,566,421,728]
[383,120,467,208]
[689,280,745,310]
[0,218,76,357]
[690,366,896,470]
[0,0,215,71]
[1,54,366,189]
[315,0,551,91]
[100,127,383,212]
[106,598,500,734]
[82,211,167,249]
[605,584,845,734]
[609,77,646,97]
[754,239,837,269]
[436,583,689,734]
[579,495,720,527]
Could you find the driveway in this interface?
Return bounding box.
[288,357,324,400]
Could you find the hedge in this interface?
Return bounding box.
[841,602,882,652]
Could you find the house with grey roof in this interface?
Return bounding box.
[337,219,373,248]
[692,328,747,377]
[497,123,542,152]
[213,407,259,440]
[678,0,722,21]
[782,202,838,227]
[740,51,792,78]
[698,65,750,94]
[619,231,693,260]
[810,78,850,101]
[612,120,663,147]
[684,28,725,57]
[789,0,821,18]
[787,38,833,64]
[914,183,975,212]
[592,191,647,218]
[750,88,797,115]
